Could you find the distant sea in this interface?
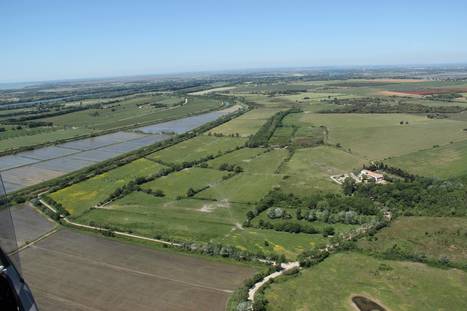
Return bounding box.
[0,82,37,90]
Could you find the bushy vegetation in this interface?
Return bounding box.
[246,191,381,227]
[353,175,467,216]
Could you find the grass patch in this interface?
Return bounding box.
[386,140,467,178]
[142,167,228,198]
[50,158,165,217]
[265,252,467,311]
[297,113,467,160]
[358,216,467,266]
[146,135,246,164]
[208,108,283,137]
[279,146,365,195]
[219,227,325,260]
[196,173,283,203]
[76,192,250,242]
[206,147,266,169]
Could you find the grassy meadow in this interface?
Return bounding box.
[50,158,165,217]
[146,135,246,164]
[142,167,228,198]
[358,216,467,266]
[208,108,284,137]
[196,173,283,203]
[296,113,467,160]
[386,139,467,178]
[265,252,467,311]
[279,146,365,195]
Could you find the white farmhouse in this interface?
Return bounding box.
[358,169,385,183]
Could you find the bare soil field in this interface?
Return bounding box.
[381,88,467,96]
[19,229,255,311]
[11,203,57,248]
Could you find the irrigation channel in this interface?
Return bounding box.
[0,105,241,193]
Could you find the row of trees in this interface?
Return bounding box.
[254,219,336,236]
[319,96,466,114]
[247,108,301,147]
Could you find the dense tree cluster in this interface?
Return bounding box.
[219,163,243,172]
[353,176,467,216]
[319,97,466,114]
[245,190,381,235]
[364,162,416,181]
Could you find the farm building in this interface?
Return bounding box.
[358,169,385,183]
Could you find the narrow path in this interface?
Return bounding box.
[38,198,181,247]
[247,222,380,302]
[247,261,299,301]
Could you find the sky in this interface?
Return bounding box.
[1,0,467,83]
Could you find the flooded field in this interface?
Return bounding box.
[0,106,240,193]
[135,105,239,134]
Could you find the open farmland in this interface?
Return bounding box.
[49,158,166,216]
[265,252,467,311]
[76,193,250,242]
[208,108,284,137]
[296,113,467,160]
[0,94,226,153]
[358,217,467,266]
[219,227,326,260]
[206,147,266,169]
[196,173,283,203]
[279,146,365,195]
[28,75,467,311]
[0,105,239,193]
[142,167,228,198]
[233,149,288,174]
[20,229,256,311]
[0,127,95,152]
[147,135,246,164]
[42,95,221,130]
[386,139,467,178]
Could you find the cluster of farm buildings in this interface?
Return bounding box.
[330,169,386,185]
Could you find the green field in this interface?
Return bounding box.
[38,78,467,311]
[269,126,295,145]
[0,127,94,152]
[220,227,326,260]
[76,192,250,242]
[295,113,467,160]
[208,108,283,137]
[386,140,467,178]
[75,191,327,260]
[196,173,283,203]
[236,149,288,174]
[147,135,246,164]
[207,148,287,174]
[279,146,365,195]
[206,147,266,169]
[0,95,224,152]
[265,252,467,311]
[50,158,165,217]
[358,217,467,266]
[44,96,221,130]
[142,167,228,198]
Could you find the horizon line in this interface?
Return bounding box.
[2,62,467,86]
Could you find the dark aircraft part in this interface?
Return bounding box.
[0,174,39,311]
